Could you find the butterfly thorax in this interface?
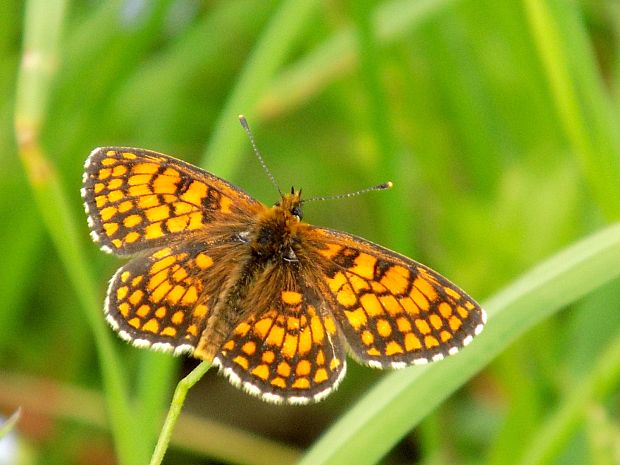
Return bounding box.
[249,191,303,262]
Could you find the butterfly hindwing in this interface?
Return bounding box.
[105,241,232,355]
[214,267,347,404]
[309,227,486,368]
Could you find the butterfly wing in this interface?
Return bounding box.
[104,238,244,354]
[214,264,347,404]
[307,226,486,368]
[82,147,264,255]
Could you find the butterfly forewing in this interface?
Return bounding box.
[81,147,262,255]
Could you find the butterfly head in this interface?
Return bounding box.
[251,188,303,259]
[275,187,303,221]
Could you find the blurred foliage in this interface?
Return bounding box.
[2,0,620,464]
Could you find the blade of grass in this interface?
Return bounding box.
[299,221,620,465]
[349,0,411,255]
[523,0,620,219]
[200,0,320,176]
[518,326,620,465]
[45,2,180,451]
[256,0,460,119]
[14,1,143,463]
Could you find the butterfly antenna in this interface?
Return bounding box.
[239,115,282,196]
[302,181,393,204]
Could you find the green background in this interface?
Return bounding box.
[3,0,620,464]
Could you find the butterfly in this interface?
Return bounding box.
[81,121,486,404]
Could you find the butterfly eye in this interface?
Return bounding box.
[291,205,302,220]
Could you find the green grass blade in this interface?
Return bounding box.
[256,0,459,118]
[523,0,620,219]
[299,221,620,465]
[349,0,411,254]
[518,326,620,465]
[14,1,143,463]
[200,0,320,176]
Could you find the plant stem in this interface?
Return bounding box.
[149,361,212,465]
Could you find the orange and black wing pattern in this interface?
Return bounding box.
[103,243,223,354]
[214,268,346,404]
[82,147,262,359]
[309,227,487,368]
[81,147,263,255]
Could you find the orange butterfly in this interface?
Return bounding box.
[82,120,485,404]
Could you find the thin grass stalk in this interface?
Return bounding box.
[518,327,620,465]
[149,361,212,465]
[13,1,143,463]
[256,0,459,119]
[201,0,320,175]
[523,0,620,219]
